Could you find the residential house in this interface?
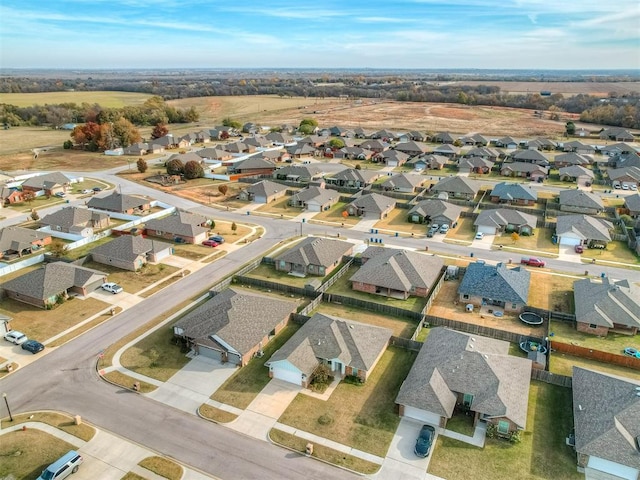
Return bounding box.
[324,169,380,189]
[489,183,538,205]
[600,143,637,157]
[353,127,371,139]
[87,192,151,215]
[224,141,255,155]
[377,149,410,167]
[562,141,595,155]
[599,127,635,142]
[196,147,233,162]
[407,131,427,142]
[558,190,604,215]
[433,144,461,158]
[407,199,463,227]
[572,368,640,480]
[0,186,24,206]
[495,136,518,149]
[286,143,317,159]
[167,152,203,164]
[359,139,388,154]
[267,313,392,387]
[431,176,480,200]
[500,162,548,181]
[573,277,640,336]
[463,147,500,162]
[265,132,293,145]
[123,142,149,156]
[21,172,72,196]
[554,152,593,168]
[371,129,397,141]
[609,167,640,188]
[350,246,444,299]
[609,152,640,169]
[1,262,106,308]
[226,156,277,176]
[458,261,530,312]
[458,134,489,146]
[458,157,494,174]
[173,288,297,366]
[274,236,353,277]
[395,327,531,434]
[509,149,550,166]
[144,211,210,244]
[238,180,288,204]
[624,193,640,218]
[555,214,613,247]
[243,135,270,149]
[335,146,374,161]
[526,137,557,151]
[90,235,173,271]
[346,192,397,219]
[288,187,336,212]
[297,135,325,148]
[380,173,426,193]
[431,132,455,144]
[40,207,110,237]
[273,165,324,184]
[395,140,430,157]
[412,154,448,170]
[474,208,537,236]
[558,165,595,184]
[0,226,51,259]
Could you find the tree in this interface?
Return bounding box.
[511,232,520,244]
[112,117,141,148]
[619,214,634,227]
[355,163,361,170]
[298,118,318,135]
[231,222,237,234]
[49,239,67,258]
[222,117,242,130]
[71,122,101,150]
[218,184,228,196]
[565,121,576,135]
[137,158,148,173]
[63,140,73,149]
[23,192,35,205]
[151,123,168,139]
[328,138,345,149]
[166,158,184,175]
[30,209,39,221]
[183,160,204,179]
[210,219,215,230]
[548,105,563,121]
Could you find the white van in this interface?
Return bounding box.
[37,451,83,480]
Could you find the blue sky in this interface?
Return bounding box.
[1,0,639,69]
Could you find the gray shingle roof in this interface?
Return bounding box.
[554,152,592,166]
[573,277,640,329]
[572,367,640,470]
[269,313,392,376]
[275,236,353,269]
[396,327,532,429]
[327,168,379,184]
[500,162,548,174]
[21,172,71,190]
[87,192,151,213]
[350,247,444,293]
[558,165,595,179]
[609,166,640,182]
[175,288,297,355]
[511,149,549,165]
[458,261,530,304]
[145,211,209,237]
[556,215,612,242]
[290,186,338,205]
[380,173,425,190]
[408,199,463,223]
[246,180,287,198]
[1,262,106,300]
[0,226,49,253]
[90,235,173,263]
[40,207,109,231]
[459,157,494,170]
[490,183,537,202]
[432,176,480,196]
[234,156,276,170]
[348,193,397,215]
[624,193,640,212]
[558,190,603,210]
[474,208,537,230]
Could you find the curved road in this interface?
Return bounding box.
[2,166,639,480]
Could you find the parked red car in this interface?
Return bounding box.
[520,257,546,267]
[574,245,584,254]
[202,239,219,247]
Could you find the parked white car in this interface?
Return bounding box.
[4,330,28,345]
[101,283,123,294]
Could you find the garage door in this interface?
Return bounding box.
[199,346,223,362]
[559,235,581,246]
[272,366,302,386]
[402,406,442,426]
[477,225,496,235]
[586,457,639,480]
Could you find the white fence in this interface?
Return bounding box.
[0,254,45,277]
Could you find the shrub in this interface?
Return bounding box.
[317,413,333,426]
[343,375,364,386]
[137,158,148,173]
[509,430,522,444]
[63,140,73,149]
[166,158,184,175]
[311,364,332,386]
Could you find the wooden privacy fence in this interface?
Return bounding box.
[551,341,640,371]
[531,369,572,388]
[390,336,423,351]
[324,293,424,321]
[423,315,544,345]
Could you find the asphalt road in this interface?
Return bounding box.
[2,166,639,480]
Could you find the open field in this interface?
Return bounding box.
[445,80,640,97]
[0,90,153,108]
[0,145,131,171]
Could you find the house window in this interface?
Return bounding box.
[463,294,469,299]
[512,304,517,309]
[463,393,474,408]
[497,421,510,435]
[279,260,286,268]
[589,323,597,329]
[352,368,358,377]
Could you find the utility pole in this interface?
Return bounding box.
[3,393,13,422]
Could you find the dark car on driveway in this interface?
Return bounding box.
[414,424,436,457]
[209,235,225,244]
[22,339,45,354]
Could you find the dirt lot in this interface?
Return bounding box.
[428,279,543,337]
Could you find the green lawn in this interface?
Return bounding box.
[549,320,637,356]
[211,323,301,409]
[493,227,557,254]
[445,413,475,437]
[429,382,581,480]
[243,262,326,288]
[278,346,418,457]
[325,265,428,313]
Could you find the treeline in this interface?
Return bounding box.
[0,95,198,128]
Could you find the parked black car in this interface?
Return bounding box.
[414,424,435,457]
[21,339,45,354]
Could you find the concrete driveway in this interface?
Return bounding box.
[471,232,494,250]
[558,244,583,263]
[377,418,437,480]
[161,255,195,269]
